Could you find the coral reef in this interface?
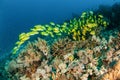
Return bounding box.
[4,30,120,80]
[2,4,120,80]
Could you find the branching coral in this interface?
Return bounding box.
[51,37,76,59]
[12,11,109,54]
[5,38,49,79]
[34,38,50,56]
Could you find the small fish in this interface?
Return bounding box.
[56,24,61,28]
[91,19,94,23]
[13,48,19,54]
[90,31,95,35]
[73,36,77,40]
[31,25,46,31]
[12,46,19,54]
[98,14,103,18]
[41,32,49,36]
[61,25,66,28]
[27,31,39,36]
[49,32,54,37]
[87,23,97,28]
[77,31,80,35]
[82,36,85,40]
[82,12,87,16]
[73,32,77,40]
[89,11,93,15]
[71,29,75,32]
[13,46,18,50]
[47,26,53,31]
[81,12,87,18]
[82,29,86,36]
[19,33,26,39]
[50,22,55,26]
[103,21,107,26]
[20,36,30,42]
[19,33,28,40]
[15,41,23,45]
[53,27,60,33]
[63,22,67,26]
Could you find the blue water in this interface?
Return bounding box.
[0,0,119,55]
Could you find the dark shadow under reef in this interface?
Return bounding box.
[95,2,120,30]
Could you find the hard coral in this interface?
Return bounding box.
[51,37,76,59]
[34,37,50,56]
[101,60,120,80]
[5,38,49,79]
